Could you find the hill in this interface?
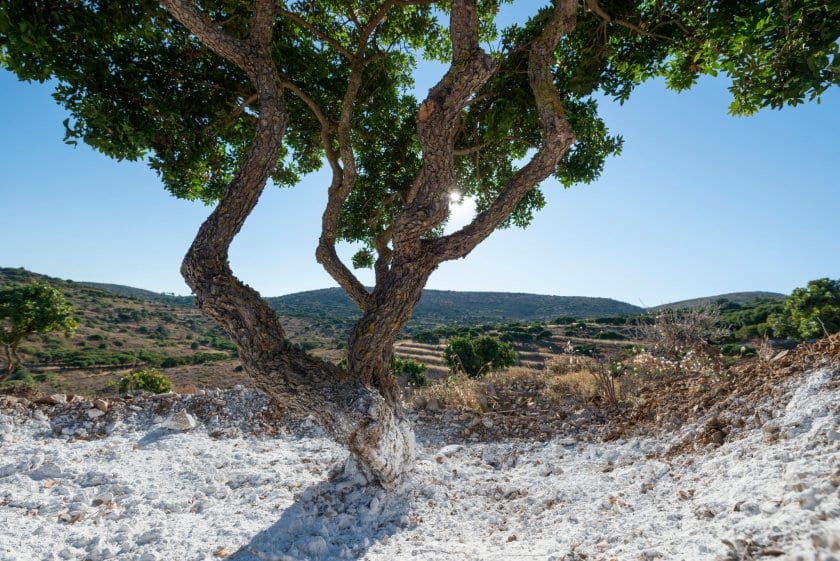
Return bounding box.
[80,282,193,306]
[267,287,644,325]
[651,291,785,311]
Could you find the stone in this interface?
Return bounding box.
[93,399,109,413]
[86,409,105,420]
[161,410,198,431]
[48,394,67,405]
[709,430,725,446]
[426,398,441,412]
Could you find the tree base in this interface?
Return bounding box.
[346,394,416,490]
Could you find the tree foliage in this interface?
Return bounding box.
[0,282,77,374]
[3,1,836,255]
[444,335,516,378]
[769,278,840,339]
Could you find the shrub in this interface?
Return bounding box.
[769,278,840,339]
[443,335,516,378]
[636,306,729,374]
[391,356,429,387]
[118,369,172,394]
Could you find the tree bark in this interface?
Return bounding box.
[347,254,436,403]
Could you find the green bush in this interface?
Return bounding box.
[411,331,441,345]
[443,335,516,378]
[594,330,625,340]
[391,356,429,387]
[118,369,172,394]
[769,278,840,339]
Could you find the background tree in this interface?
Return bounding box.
[770,278,840,339]
[1,0,838,486]
[444,335,517,378]
[0,282,77,376]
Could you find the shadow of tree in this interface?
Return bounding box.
[229,467,414,561]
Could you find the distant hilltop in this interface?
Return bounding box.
[1,267,784,326]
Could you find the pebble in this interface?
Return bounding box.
[161,410,198,431]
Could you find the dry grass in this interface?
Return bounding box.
[545,355,599,376]
[410,362,620,413]
[412,373,484,411]
[543,369,601,401]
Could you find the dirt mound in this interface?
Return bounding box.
[606,333,840,454]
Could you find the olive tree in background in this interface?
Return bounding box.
[0,282,77,376]
[2,0,838,486]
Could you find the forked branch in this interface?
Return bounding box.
[428,0,577,262]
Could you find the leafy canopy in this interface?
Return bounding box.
[770,278,840,339]
[1,1,838,264]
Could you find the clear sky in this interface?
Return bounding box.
[1,43,838,306]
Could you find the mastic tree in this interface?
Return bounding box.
[0,282,77,376]
[769,278,840,339]
[444,335,517,378]
[1,1,838,486]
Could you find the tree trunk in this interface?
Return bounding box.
[1,343,21,376]
[347,256,434,402]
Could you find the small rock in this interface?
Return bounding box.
[304,536,327,557]
[162,410,198,431]
[437,444,462,457]
[105,421,122,436]
[677,489,695,501]
[86,409,105,420]
[48,394,67,405]
[709,430,725,446]
[426,398,441,412]
[93,399,109,413]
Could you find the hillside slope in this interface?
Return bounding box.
[267,287,644,324]
[652,291,785,310]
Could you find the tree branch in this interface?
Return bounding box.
[391,0,497,252]
[584,0,671,40]
[316,0,415,309]
[276,6,356,60]
[163,1,291,363]
[427,0,577,263]
[161,0,251,74]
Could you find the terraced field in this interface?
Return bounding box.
[394,324,638,380]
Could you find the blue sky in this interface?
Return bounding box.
[1,48,838,306]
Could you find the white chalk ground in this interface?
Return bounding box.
[0,369,838,561]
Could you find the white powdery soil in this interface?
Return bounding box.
[0,369,838,561]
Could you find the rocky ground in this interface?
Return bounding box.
[0,337,838,561]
